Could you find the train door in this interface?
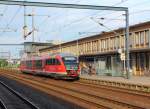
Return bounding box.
[45,58,63,74]
[34,60,43,73]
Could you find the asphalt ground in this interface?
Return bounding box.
[0,76,83,109]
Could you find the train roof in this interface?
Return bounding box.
[49,53,76,57]
[21,53,76,61]
[21,56,43,61]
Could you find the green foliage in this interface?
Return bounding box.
[0,59,8,67]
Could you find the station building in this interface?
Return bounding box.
[23,42,54,57]
[39,21,150,77]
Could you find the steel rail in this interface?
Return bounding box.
[23,76,147,109]
[75,81,150,97]
[0,81,40,109]
[4,75,109,108]
[0,99,7,109]
[1,69,149,92]
[2,73,146,109]
[80,78,150,92]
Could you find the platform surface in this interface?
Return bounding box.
[80,74,150,86]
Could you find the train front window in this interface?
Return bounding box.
[63,57,78,70]
[63,57,78,65]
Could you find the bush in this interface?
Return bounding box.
[0,59,8,67]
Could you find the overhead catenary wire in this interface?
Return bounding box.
[83,9,150,37]
[33,15,51,41]
[90,17,120,35]
[0,5,8,26]
[97,9,150,26]
[37,0,150,43]
[61,0,150,30]
[77,8,150,35]
[0,6,22,36]
[61,0,129,29]
[36,0,82,39]
[32,0,129,41]
[35,0,129,38]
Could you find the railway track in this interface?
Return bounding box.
[4,70,148,97]
[0,73,110,109]
[19,74,150,108]
[74,81,150,97]
[0,72,149,109]
[0,98,7,109]
[0,80,40,109]
[1,69,150,93]
[79,78,150,93]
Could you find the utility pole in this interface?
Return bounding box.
[23,8,35,42]
[32,8,35,42]
[125,10,130,79]
[24,9,50,42]
[23,5,28,39]
[76,39,79,60]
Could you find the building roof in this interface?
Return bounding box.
[24,42,54,46]
[39,21,150,52]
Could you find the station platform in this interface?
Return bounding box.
[80,74,150,87]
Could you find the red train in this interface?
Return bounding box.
[20,53,80,79]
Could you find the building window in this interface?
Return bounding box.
[135,32,140,45]
[120,35,125,48]
[129,33,132,48]
[87,42,91,53]
[112,37,115,49]
[104,39,106,50]
[140,31,144,45]
[86,42,88,52]
[116,36,119,49]
[92,40,98,52]
[106,38,108,50]
[99,40,101,51]
[101,39,103,51]
[145,30,149,45]
[110,37,113,49]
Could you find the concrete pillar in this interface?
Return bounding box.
[149,29,150,48]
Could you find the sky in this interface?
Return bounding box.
[0,0,150,58]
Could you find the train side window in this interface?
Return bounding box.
[21,61,25,65]
[54,59,61,65]
[35,60,42,68]
[46,59,53,65]
[46,59,61,65]
[26,60,32,68]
